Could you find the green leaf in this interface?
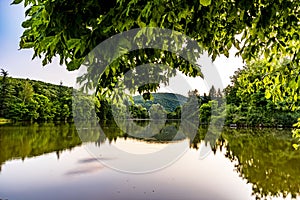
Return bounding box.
[224,49,229,58]
[292,144,299,150]
[265,90,271,99]
[21,20,32,28]
[142,92,151,100]
[66,39,81,50]
[200,0,211,6]
[275,75,280,85]
[20,41,34,49]
[11,0,23,5]
[67,58,84,71]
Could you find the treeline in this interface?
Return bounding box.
[0,69,75,122]
[1,60,299,126]
[96,68,300,127]
[96,87,223,124]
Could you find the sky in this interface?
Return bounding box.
[0,0,243,95]
[0,0,78,86]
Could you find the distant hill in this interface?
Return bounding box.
[7,77,73,98]
[133,93,188,112]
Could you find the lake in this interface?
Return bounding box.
[0,121,299,200]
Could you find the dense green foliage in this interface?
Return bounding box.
[0,74,94,122]
[1,69,298,127]
[227,59,300,110]
[223,60,300,127]
[292,119,300,150]
[128,104,149,119]
[123,64,299,127]
[13,0,300,105]
[0,69,11,118]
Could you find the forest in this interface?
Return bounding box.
[0,69,74,122]
[1,57,299,128]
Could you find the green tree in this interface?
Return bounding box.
[224,60,300,127]
[0,69,11,118]
[111,104,129,119]
[25,99,39,121]
[216,88,223,98]
[0,76,76,122]
[182,94,200,121]
[13,0,300,103]
[292,119,300,150]
[8,102,26,121]
[149,104,166,120]
[73,95,96,121]
[199,103,211,124]
[167,106,181,119]
[129,104,149,119]
[52,81,72,121]
[20,80,34,103]
[95,98,113,121]
[33,94,53,121]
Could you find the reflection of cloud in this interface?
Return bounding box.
[78,157,115,164]
[64,157,115,176]
[77,158,98,163]
[64,166,103,176]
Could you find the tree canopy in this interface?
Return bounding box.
[13,0,300,102]
[14,0,299,63]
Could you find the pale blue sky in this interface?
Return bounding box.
[0,0,78,86]
[0,0,243,92]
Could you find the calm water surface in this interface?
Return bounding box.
[0,121,299,200]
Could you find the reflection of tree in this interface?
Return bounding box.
[0,123,82,171]
[188,127,300,199]
[76,123,101,143]
[96,119,197,146]
[2,122,299,199]
[220,128,300,199]
[99,120,186,143]
[96,120,126,145]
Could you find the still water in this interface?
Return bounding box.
[0,121,299,200]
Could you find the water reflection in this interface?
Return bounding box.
[0,123,82,171]
[221,128,300,199]
[96,120,187,143]
[0,121,299,199]
[65,159,104,176]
